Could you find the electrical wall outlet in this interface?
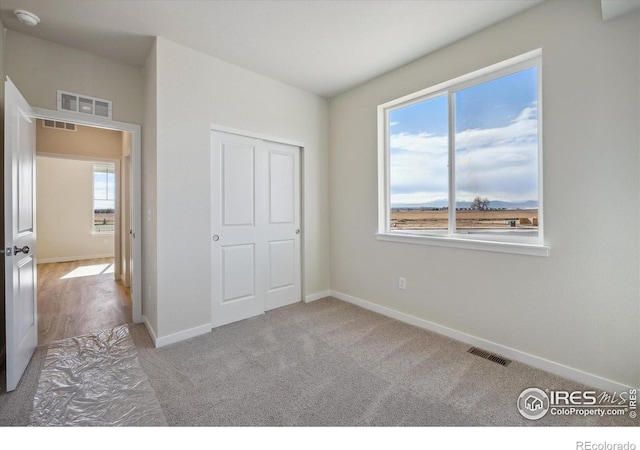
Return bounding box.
[399,277,406,290]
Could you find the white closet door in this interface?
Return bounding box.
[211,131,301,328]
[264,140,301,311]
[211,132,267,327]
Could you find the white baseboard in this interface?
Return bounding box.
[304,290,331,303]
[154,322,212,348]
[37,253,115,264]
[142,315,158,346]
[330,290,634,393]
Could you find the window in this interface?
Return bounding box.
[378,50,547,256]
[93,164,115,233]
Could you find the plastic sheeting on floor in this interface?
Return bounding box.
[30,325,167,426]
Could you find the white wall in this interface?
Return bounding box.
[329,0,639,389]
[142,40,158,335]
[4,30,143,125]
[36,157,114,262]
[150,37,330,340]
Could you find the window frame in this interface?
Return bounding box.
[92,163,116,235]
[377,49,548,257]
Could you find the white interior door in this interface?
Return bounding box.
[211,132,267,327]
[211,131,301,328]
[264,140,301,311]
[4,77,37,392]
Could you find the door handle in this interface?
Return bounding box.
[14,245,29,255]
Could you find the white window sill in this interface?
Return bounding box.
[376,232,549,257]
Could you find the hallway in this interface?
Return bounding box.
[37,258,132,346]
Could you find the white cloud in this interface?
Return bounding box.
[390,132,448,155]
[389,104,539,205]
[513,105,537,122]
[390,132,449,204]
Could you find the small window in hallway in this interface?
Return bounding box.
[93,164,115,233]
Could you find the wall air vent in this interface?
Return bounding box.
[42,119,76,132]
[467,347,511,366]
[57,90,112,119]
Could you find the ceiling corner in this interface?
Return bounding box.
[601,0,640,21]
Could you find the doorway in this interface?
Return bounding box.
[3,80,141,391]
[34,119,135,345]
[35,141,128,345]
[31,108,142,328]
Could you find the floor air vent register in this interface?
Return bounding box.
[467,347,512,366]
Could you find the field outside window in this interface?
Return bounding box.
[381,51,543,249]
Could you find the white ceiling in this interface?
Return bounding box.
[0,0,546,97]
[601,0,640,20]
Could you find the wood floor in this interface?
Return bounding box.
[37,258,132,346]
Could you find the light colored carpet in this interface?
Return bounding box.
[130,297,636,426]
[1,297,637,426]
[0,346,46,426]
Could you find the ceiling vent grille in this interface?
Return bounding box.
[42,119,76,132]
[57,90,112,119]
[467,347,511,366]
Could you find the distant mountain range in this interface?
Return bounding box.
[391,200,538,209]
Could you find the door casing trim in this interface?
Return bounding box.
[33,107,142,323]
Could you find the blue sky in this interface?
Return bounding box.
[94,168,115,210]
[389,67,539,207]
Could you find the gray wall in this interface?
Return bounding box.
[329,0,639,388]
